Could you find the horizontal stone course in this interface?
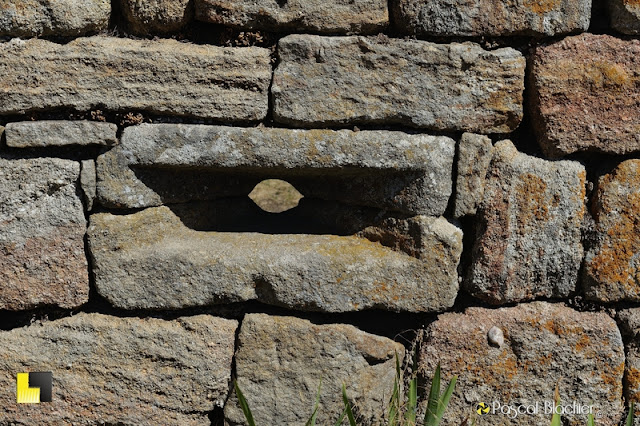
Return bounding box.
[272,35,525,133]
[0,157,88,311]
[5,121,117,148]
[419,302,624,425]
[97,124,455,215]
[0,313,237,425]
[530,34,640,157]
[87,205,462,313]
[467,140,586,304]
[0,0,110,37]
[0,37,271,121]
[393,0,591,36]
[226,314,403,425]
[584,159,640,302]
[195,0,388,34]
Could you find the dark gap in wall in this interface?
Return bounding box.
[589,0,611,35]
[212,314,244,426]
[108,0,127,35]
[443,132,464,218]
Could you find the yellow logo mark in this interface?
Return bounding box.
[16,373,40,404]
[476,402,490,415]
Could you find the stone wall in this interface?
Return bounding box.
[1,1,640,424]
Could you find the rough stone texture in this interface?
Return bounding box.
[272,35,525,133]
[584,160,640,302]
[419,302,625,426]
[0,313,237,425]
[454,133,493,218]
[609,0,640,34]
[81,160,97,211]
[0,158,88,311]
[393,0,590,37]
[0,0,110,37]
[618,308,640,339]
[195,0,388,34]
[0,37,271,121]
[620,308,640,420]
[87,205,462,312]
[225,314,404,425]
[97,124,455,215]
[121,0,192,35]
[5,121,117,148]
[530,34,640,157]
[467,140,586,304]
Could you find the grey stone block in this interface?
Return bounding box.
[5,121,117,148]
[454,133,493,218]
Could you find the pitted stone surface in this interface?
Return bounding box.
[530,34,640,157]
[0,158,88,310]
[0,0,110,37]
[467,140,586,304]
[120,0,192,35]
[393,0,591,36]
[225,314,403,425]
[272,35,525,133]
[0,313,237,425]
[5,121,117,148]
[419,302,625,426]
[454,133,493,218]
[87,205,462,313]
[0,37,271,121]
[584,160,640,302]
[96,124,455,215]
[609,0,640,34]
[195,0,388,34]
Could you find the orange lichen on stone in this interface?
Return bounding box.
[524,0,560,14]
[624,0,640,6]
[516,173,549,227]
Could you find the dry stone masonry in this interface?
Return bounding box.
[2,1,640,425]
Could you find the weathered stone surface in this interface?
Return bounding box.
[618,308,640,338]
[609,0,640,34]
[0,313,237,425]
[454,133,493,218]
[225,314,403,425]
[0,158,88,310]
[0,0,110,37]
[97,124,455,215]
[272,35,525,133]
[88,205,462,312]
[121,0,192,35]
[419,302,624,425]
[81,160,97,211]
[5,120,117,148]
[0,37,271,121]
[530,34,640,157]
[584,160,640,302]
[195,0,388,34]
[393,0,590,36]
[620,308,640,420]
[467,140,586,304]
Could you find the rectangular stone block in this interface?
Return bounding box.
[0,158,88,310]
[120,0,191,35]
[454,133,493,218]
[0,313,237,425]
[584,160,640,302]
[0,37,271,122]
[466,140,586,304]
[96,124,455,216]
[530,34,640,157]
[0,0,110,37]
[5,121,117,148]
[87,205,462,313]
[195,0,388,34]
[419,302,624,425]
[393,0,591,36]
[226,314,403,425]
[272,35,525,133]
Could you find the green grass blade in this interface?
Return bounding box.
[342,384,357,426]
[587,413,595,426]
[550,384,561,426]
[405,375,418,425]
[626,402,635,426]
[435,375,457,420]
[334,408,347,426]
[305,380,322,426]
[424,364,442,426]
[234,380,256,426]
